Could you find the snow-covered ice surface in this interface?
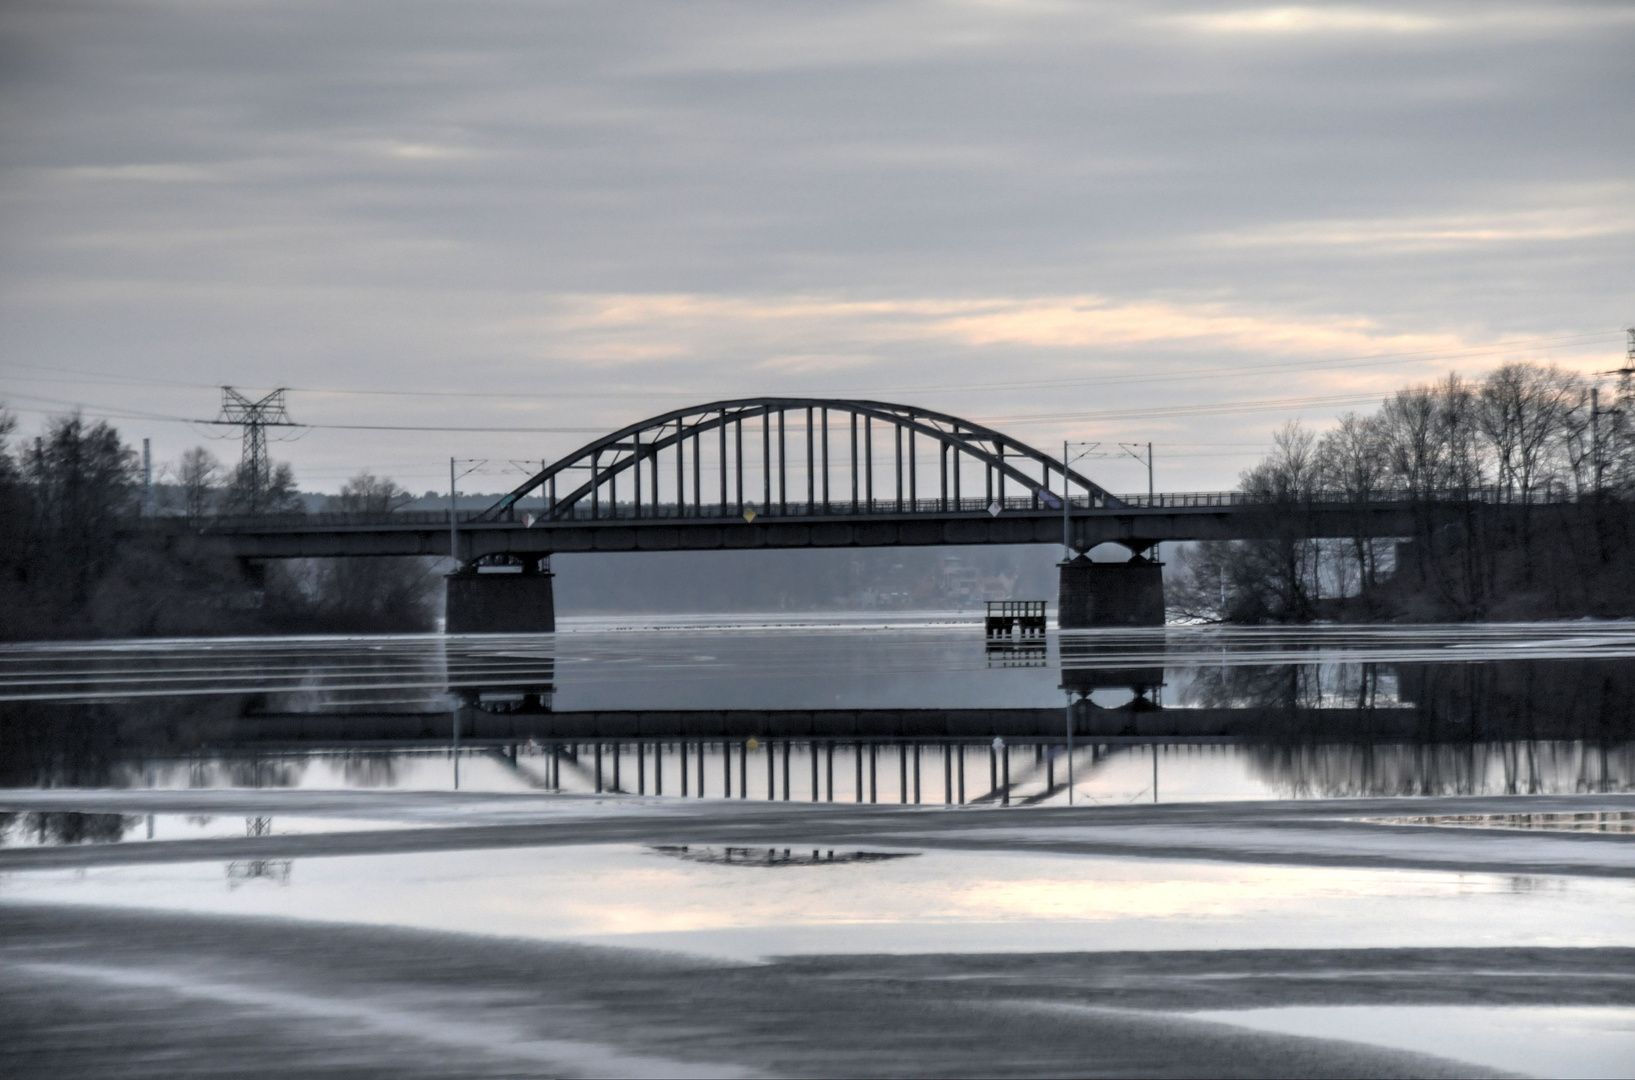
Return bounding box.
[5,792,1635,1078]
[1187,1005,1635,1080]
[11,840,1635,961]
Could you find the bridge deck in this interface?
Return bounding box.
[211,705,1428,743]
[172,492,1517,559]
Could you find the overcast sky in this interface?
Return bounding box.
[1,0,1630,494]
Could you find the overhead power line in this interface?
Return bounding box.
[0,386,1404,433]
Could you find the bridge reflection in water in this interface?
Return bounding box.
[4,627,1632,802]
[103,635,1633,806]
[479,735,1112,808]
[134,728,1631,807]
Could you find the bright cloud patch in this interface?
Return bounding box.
[1169,6,1442,35]
[522,293,1476,370]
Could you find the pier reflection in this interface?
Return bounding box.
[1060,637,1164,711]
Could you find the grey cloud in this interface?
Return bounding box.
[0,0,1629,493]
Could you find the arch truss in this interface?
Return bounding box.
[477,398,1125,525]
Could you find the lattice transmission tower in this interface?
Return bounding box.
[209,387,297,511]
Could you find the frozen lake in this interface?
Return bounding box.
[3,617,1633,1076]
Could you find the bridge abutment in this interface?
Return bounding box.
[445,557,555,634]
[1057,553,1165,628]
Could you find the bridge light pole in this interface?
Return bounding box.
[1115,442,1158,559]
[1117,443,1155,503]
[448,458,486,565]
[1061,441,1100,559]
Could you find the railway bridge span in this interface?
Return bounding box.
[192,397,1504,631]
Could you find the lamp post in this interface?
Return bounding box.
[448,458,489,567]
[1118,442,1155,503]
[1061,441,1101,559]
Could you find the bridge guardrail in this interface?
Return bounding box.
[192,485,1586,531]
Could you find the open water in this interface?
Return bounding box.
[2,615,1631,802]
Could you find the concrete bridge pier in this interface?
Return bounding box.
[1057,549,1165,628]
[445,556,555,634]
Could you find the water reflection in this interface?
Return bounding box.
[0,811,415,848]
[1,622,1632,801]
[985,641,1047,668]
[1365,811,1635,833]
[226,859,291,887]
[649,846,916,868]
[0,811,133,846]
[15,843,1635,962]
[1246,741,1631,799]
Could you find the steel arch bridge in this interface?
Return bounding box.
[189,395,1471,631]
[477,397,1125,525]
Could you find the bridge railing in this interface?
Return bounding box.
[1112,485,1580,509]
[203,509,488,529]
[205,497,1053,529]
[198,484,1582,529]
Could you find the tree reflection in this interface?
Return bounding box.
[0,694,249,789]
[0,811,135,846]
[1183,658,1635,796]
[218,756,307,789]
[336,753,401,787]
[0,701,125,788]
[1184,658,1635,742]
[1183,661,1387,712]
[1247,741,1634,798]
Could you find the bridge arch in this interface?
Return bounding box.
[478,398,1124,524]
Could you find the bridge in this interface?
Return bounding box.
[189,397,1524,631]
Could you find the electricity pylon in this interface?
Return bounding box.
[208,387,297,512]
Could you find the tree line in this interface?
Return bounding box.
[1172,361,1635,622]
[0,409,438,640]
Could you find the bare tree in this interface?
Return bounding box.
[264,470,437,632]
[1431,374,1485,494]
[1317,412,1387,588]
[0,407,16,478]
[1424,374,1492,613]
[222,459,303,515]
[329,470,412,514]
[1231,423,1323,618]
[1378,385,1444,498]
[1556,388,1595,498]
[1241,421,1318,499]
[175,446,220,522]
[1318,413,1385,498]
[1477,363,1582,504]
[1215,360,1631,623]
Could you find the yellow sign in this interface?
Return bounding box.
[743,508,757,522]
